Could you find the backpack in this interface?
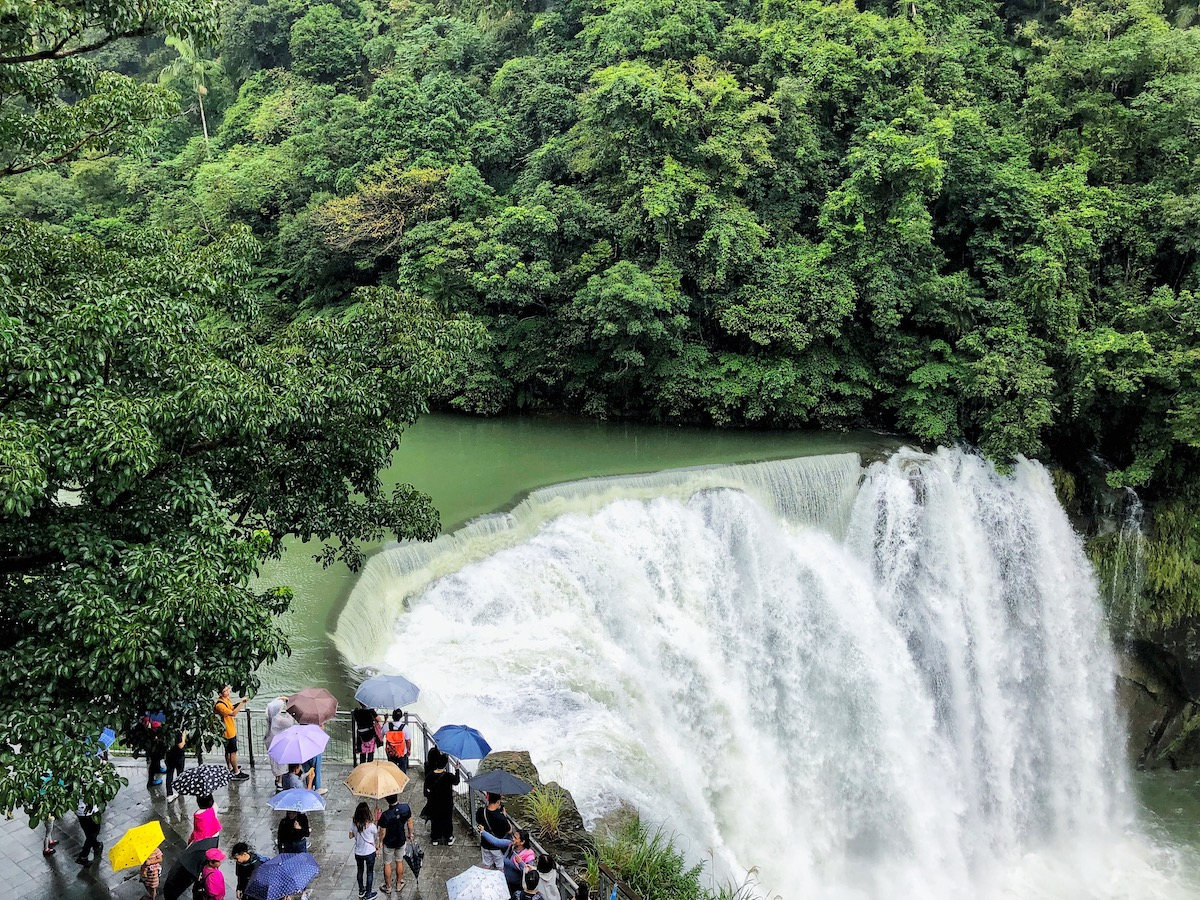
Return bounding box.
[384,725,407,759]
[380,803,412,848]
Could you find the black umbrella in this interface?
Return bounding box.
[469,770,533,795]
[163,837,218,900]
[173,765,233,796]
[404,840,424,880]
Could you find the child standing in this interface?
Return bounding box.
[202,848,226,900]
[140,847,163,900]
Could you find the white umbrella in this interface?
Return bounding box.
[446,866,510,900]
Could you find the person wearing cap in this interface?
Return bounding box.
[202,848,227,900]
[215,686,250,780]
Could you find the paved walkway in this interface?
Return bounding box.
[0,760,483,900]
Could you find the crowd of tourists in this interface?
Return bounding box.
[32,684,588,900]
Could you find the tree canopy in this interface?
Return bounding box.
[0,0,478,819]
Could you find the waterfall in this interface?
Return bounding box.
[334,453,864,667]
[337,447,1200,898]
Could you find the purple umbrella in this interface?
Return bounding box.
[267,724,329,764]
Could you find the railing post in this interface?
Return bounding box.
[245,707,255,768]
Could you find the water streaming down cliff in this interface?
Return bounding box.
[335,453,865,668]
[336,447,1200,898]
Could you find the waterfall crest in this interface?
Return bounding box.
[334,453,864,667]
[341,447,1199,898]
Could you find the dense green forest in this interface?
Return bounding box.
[7,1,1200,474]
[7,1,1200,620]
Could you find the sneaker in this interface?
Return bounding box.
[431,840,440,846]
[232,772,250,781]
[365,892,378,900]
[447,836,455,846]
[166,793,178,802]
[74,855,89,865]
[316,787,328,795]
[158,765,168,773]
[149,778,163,786]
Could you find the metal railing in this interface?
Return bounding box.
[243,705,437,770]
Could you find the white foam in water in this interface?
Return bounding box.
[342,448,1200,899]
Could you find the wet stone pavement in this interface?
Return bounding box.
[0,759,482,900]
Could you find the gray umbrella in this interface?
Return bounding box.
[172,764,232,796]
[468,770,533,795]
[354,674,420,709]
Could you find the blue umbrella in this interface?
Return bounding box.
[354,674,420,709]
[267,789,326,813]
[433,724,491,760]
[244,852,320,900]
[98,727,117,748]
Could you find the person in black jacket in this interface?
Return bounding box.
[423,748,461,846]
[352,703,378,765]
[230,842,267,899]
[277,811,310,853]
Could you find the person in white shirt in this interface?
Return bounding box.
[349,801,380,900]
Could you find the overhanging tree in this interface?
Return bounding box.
[0,0,480,820]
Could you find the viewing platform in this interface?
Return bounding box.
[0,758,478,900]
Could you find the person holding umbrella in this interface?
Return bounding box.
[230,842,268,900]
[140,847,164,900]
[277,810,311,853]
[423,748,460,847]
[476,793,511,869]
[191,794,222,845]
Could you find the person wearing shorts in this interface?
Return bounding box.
[377,793,413,895]
[215,685,249,780]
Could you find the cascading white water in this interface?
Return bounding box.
[340,447,1200,898]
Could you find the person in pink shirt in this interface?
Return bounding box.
[202,848,227,899]
[191,794,222,844]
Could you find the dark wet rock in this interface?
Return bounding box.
[476,750,595,873]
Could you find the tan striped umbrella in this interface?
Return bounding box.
[344,760,409,799]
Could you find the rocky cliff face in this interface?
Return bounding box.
[1118,640,1200,769]
[475,749,596,874]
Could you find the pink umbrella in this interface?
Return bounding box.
[286,688,338,725]
[267,724,330,764]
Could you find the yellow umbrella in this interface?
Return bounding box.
[344,760,409,799]
[107,820,165,871]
